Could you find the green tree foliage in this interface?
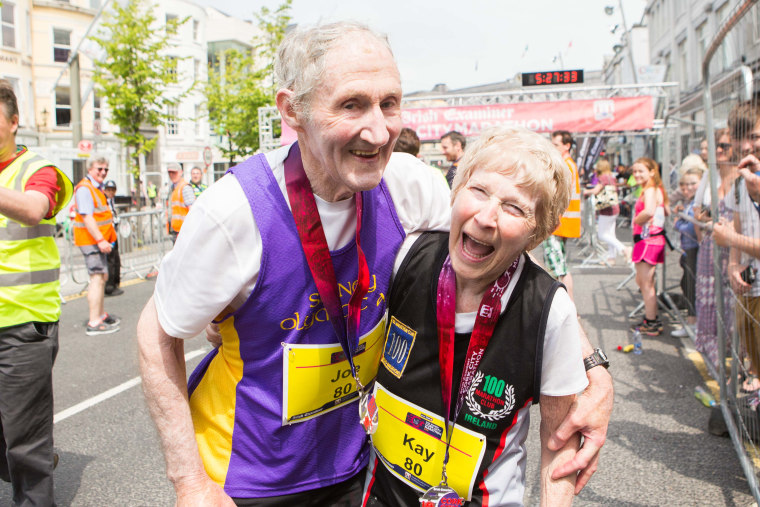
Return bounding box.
[90,0,187,186]
[205,0,291,164]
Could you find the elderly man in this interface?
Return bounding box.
[73,157,120,335]
[138,22,611,505]
[0,79,73,505]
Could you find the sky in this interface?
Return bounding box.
[193,0,648,94]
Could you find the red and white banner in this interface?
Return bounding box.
[279,96,654,145]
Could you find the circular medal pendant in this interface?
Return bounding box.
[419,485,463,506]
[358,392,378,435]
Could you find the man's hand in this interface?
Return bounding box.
[205,323,222,348]
[547,365,613,494]
[175,474,236,507]
[97,239,113,254]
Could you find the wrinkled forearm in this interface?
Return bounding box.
[541,395,579,506]
[137,297,207,489]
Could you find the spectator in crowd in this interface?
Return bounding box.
[694,128,737,370]
[166,163,195,242]
[699,138,709,163]
[630,157,668,336]
[672,164,705,337]
[393,127,420,157]
[669,154,707,211]
[73,157,121,335]
[0,78,73,507]
[102,180,123,297]
[189,166,207,198]
[543,130,581,300]
[583,159,628,265]
[713,100,760,391]
[441,130,465,187]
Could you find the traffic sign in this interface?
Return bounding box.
[203,146,213,167]
[78,140,93,153]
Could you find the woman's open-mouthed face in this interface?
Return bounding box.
[449,166,537,294]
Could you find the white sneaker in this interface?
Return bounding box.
[671,326,692,337]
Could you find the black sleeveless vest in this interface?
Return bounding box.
[367,232,562,507]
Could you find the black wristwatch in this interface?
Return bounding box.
[583,348,609,371]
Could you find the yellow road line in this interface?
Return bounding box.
[63,276,148,302]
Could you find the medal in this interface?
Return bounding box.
[419,485,463,506]
[358,388,378,434]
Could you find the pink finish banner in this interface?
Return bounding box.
[279,96,653,145]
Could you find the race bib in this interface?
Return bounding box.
[371,383,487,501]
[282,315,386,425]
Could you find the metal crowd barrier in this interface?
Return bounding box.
[699,0,760,501]
[59,208,171,294]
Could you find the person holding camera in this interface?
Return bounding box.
[713,101,760,391]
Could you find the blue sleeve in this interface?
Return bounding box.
[74,186,95,215]
[182,184,196,206]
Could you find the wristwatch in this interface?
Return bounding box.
[583,348,609,371]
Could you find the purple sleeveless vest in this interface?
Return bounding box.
[187,145,405,498]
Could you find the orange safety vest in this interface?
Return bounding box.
[553,155,582,238]
[170,181,190,232]
[73,177,117,246]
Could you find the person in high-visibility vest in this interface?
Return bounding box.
[73,157,120,336]
[543,130,581,300]
[0,79,73,506]
[189,166,208,198]
[147,181,158,207]
[167,163,195,242]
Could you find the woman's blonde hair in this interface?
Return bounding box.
[595,159,612,175]
[451,126,571,250]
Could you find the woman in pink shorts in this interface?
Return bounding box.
[630,157,668,335]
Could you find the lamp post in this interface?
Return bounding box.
[606,1,638,84]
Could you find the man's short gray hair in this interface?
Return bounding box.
[275,21,394,116]
[88,156,108,168]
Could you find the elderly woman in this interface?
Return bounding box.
[364,127,589,507]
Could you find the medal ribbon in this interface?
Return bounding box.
[284,142,370,382]
[435,255,519,479]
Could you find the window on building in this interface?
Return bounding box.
[1,2,15,49]
[53,28,72,63]
[90,0,101,9]
[93,93,103,134]
[167,105,178,135]
[167,56,178,81]
[55,87,71,127]
[678,39,687,88]
[193,19,199,41]
[193,58,200,81]
[696,21,707,66]
[717,4,733,70]
[166,13,177,25]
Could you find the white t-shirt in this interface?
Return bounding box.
[725,180,760,297]
[154,145,452,339]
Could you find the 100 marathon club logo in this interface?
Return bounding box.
[464,371,514,430]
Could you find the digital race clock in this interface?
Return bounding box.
[521,70,584,87]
